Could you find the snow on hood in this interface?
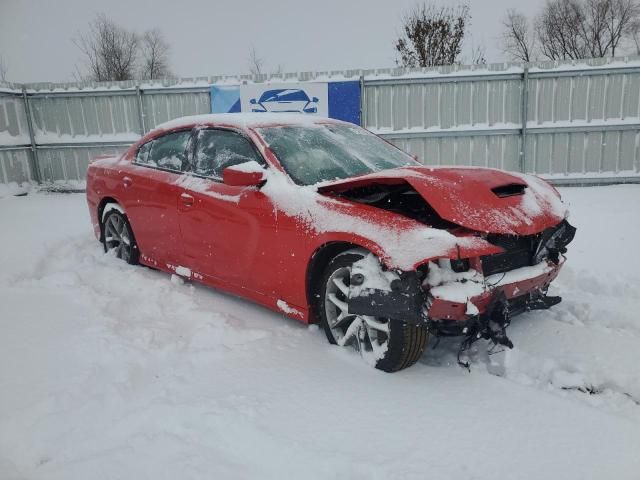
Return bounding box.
[261,168,499,270]
[318,166,568,236]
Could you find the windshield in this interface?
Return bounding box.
[256,124,419,185]
[259,89,309,102]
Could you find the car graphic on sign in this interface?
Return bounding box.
[249,89,319,113]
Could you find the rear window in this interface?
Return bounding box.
[149,131,191,171]
[135,130,191,172]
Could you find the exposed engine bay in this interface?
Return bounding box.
[335,182,460,229]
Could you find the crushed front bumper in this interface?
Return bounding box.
[427,258,563,324]
[347,258,563,327]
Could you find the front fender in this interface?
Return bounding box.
[311,230,503,272]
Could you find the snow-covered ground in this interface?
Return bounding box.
[1,185,639,479]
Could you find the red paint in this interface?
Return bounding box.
[86,116,568,324]
[222,167,264,186]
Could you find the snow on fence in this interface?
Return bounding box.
[1,57,640,187]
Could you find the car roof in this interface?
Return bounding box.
[151,113,345,134]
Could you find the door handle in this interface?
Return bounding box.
[123,176,133,188]
[180,192,195,207]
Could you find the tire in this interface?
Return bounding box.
[317,251,428,372]
[102,208,139,265]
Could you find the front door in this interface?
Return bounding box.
[177,128,280,296]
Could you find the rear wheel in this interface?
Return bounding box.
[317,251,428,372]
[102,208,139,265]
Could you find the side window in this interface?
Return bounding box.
[194,129,263,179]
[147,131,191,171]
[136,141,152,165]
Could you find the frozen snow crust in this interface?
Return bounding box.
[1,187,640,479]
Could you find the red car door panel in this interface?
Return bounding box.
[123,165,184,266]
[178,181,281,296]
[121,130,192,267]
[176,128,287,297]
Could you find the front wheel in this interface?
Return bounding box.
[102,208,139,265]
[317,251,428,372]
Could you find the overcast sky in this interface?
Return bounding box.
[0,0,543,83]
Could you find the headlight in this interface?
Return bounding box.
[533,220,577,264]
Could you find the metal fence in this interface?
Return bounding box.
[2,57,640,186]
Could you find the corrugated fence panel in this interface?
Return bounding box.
[524,130,640,174]
[2,59,640,186]
[527,70,640,124]
[0,148,32,184]
[391,134,521,171]
[372,60,640,179]
[0,94,30,145]
[365,78,522,131]
[29,94,141,142]
[37,146,129,183]
[141,91,210,129]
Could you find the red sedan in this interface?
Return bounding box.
[86,113,575,372]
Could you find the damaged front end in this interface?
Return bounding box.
[346,220,576,367]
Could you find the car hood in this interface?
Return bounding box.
[316,166,567,236]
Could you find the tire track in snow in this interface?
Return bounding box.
[419,287,640,421]
[10,234,280,357]
[457,309,640,420]
[550,266,640,337]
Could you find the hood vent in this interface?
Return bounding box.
[492,183,526,198]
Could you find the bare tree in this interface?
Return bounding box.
[509,0,640,61]
[140,29,171,79]
[248,46,264,75]
[395,3,470,67]
[74,14,139,81]
[631,17,640,52]
[470,43,487,64]
[0,56,8,82]
[601,0,640,56]
[502,9,537,62]
[536,0,589,60]
[247,47,284,76]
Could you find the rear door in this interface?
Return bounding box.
[122,129,193,267]
[177,128,280,295]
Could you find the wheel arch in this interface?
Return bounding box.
[305,241,371,324]
[97,197,123,242]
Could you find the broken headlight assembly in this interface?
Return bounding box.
[534,220,577,264]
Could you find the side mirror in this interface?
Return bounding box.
[223,161,266,187]
[249,98,257,104]
[311,97,319,103]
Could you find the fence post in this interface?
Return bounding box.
[136,84,146,134]
[359,74,365,127]
[520,65,529,173]
[21,86,40,183]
